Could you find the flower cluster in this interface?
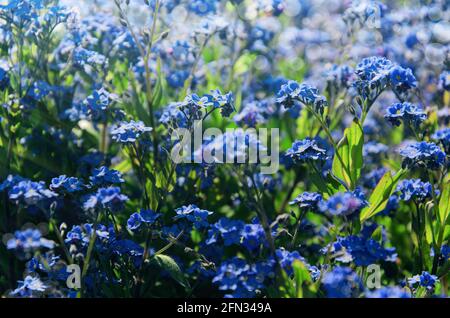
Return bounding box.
[1,0,449,300]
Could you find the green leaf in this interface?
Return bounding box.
[360,169,406,223]
[292,260,311,298]
[331,119,364,189]
[438,181,450,225]
[151,254,190,290]
[151,57,164,109]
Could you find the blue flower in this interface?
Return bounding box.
[384,102,427,127]
[354,56,393,91]
[27,81,52,101]
[242,222,266,252]
[166,70,189,88]
[322,266,363,298]
[175,204,213,229]
[0,66,10,90]
[438,71,450,91]
[204,89,235,117]
[50,175,84,193]
[324,228,397,266]
[289,192,323,211]
[319,190,367,217]
[432,127,450,153]
[206,217,245,246]
[276,81,327,113]
[399,141,446,170]
[276,248,306,275]
[127,209,161,232]
[286,138,327,162]
[233,99,273,128]
[7,228,55,252]
[8,180,58,206]
[440,245,450,261]
[111,120,152,144]
[73,47,106,66]
[89,166,124,186]
[11,276,47,297]
[0,175,26,192]
[408,271,438,291]
[83,187,128,212]
[212,257,275,298]
[159,102,188,130]
[396,179,432,202]
[389,66,417,94]
[188,0,217,16]
[84,88,114,120]
[366,286,411,298]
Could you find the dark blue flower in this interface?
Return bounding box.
[322,266,363,298]
[188,0,217,16]
[50,175,84,193]
[286,138,327,162]
[206,217,245,246]
[204,89,235,117]
[111,120,152,144]
[8,180,58,206]
[28,81,52,101]
[396,179,432,202]
[384,102,427,127]
[84,88,115,120]
[276,81,327,113]
[366,286,411,298]
[399,141,446,170]
[90,166,124,186]
[324,229,397,266]
[127,209,161,232]
[289,192,323,211]
[438,71,450,91]
[83,187,128,212]
[276,248,306,275]
[319,190,367,217]
[432,127,450,153]
[175,204,213,229]
[408,271,438,291]
[389,66,417,94]
[73,47,106,66]
[7,228,55,252]
[242,222,266,252]
[0,67,10,90]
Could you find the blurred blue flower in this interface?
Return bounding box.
[322,266,363,298]
[7,228,55,252]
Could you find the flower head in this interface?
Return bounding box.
[289,192,323,211]
[175,204,213,229]
[322,266,363,298]
[111,120,152,144]
[286,138,327,162]
[319,190,367,216]
[7,228,55,252]
[399,141,446,170]
[384,102,427,127]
